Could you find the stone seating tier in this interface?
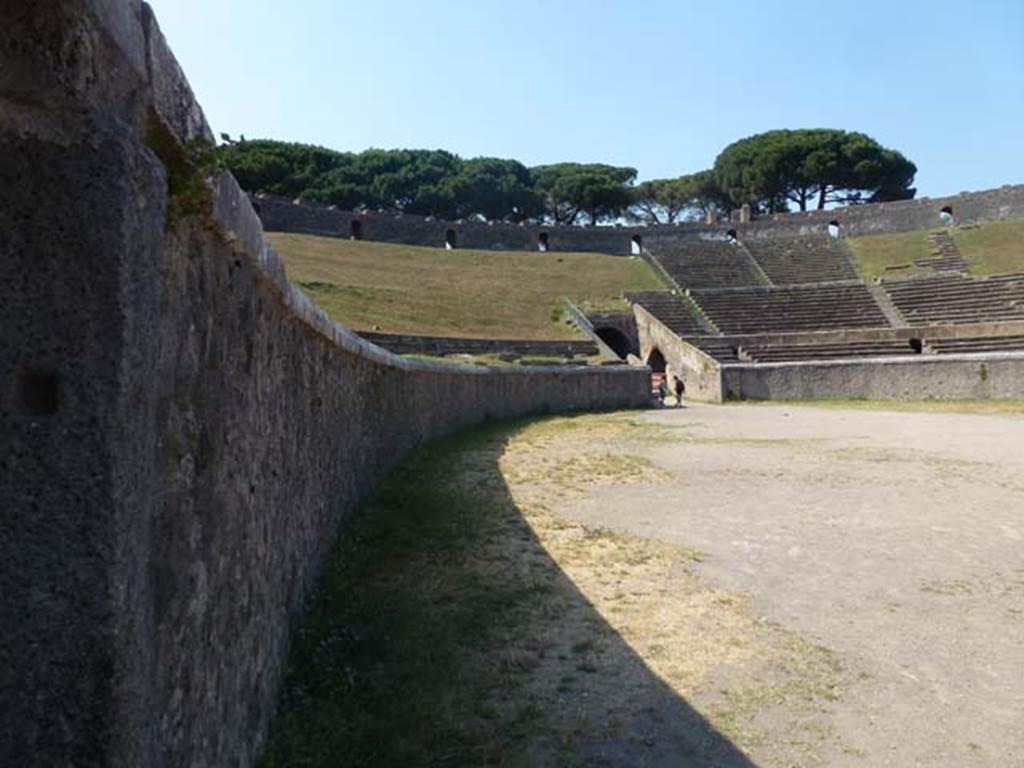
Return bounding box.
[624,291,706,336]
[882,274,1024,325]
[744,235,858,285]
[690,284,890,334]
[927,335,1024,354]
[740,339,918,362]
[684,337,741,362]
[653,239,765,289]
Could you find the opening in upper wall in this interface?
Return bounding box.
[349,220,363,240]
[725,229,738,243]
[828,220,840,239]
[939,206,955,226]
[539,232,549,252]
[445,229,457,249]
[631,235,643,256]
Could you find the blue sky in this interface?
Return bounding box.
[148,0,1023,197]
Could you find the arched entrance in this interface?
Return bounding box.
[595,327,634,359]
[646,347,666,372]
[445,229,457,249]
[631,234,643,255]
[646,347,667,397]
[827,220,840,239]
[539,232,549,252]
[350,220,363,240]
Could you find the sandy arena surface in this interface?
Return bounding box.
[561,403,1024,767]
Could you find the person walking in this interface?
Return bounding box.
[673,376,685,407]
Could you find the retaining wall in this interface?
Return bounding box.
[357,331,598,358]
[633,305,724,402]
[255,193,642,254]
[253,186,1024,256]
[0,4,649,767]
[722,353,1024,401]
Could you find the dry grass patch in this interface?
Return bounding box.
[262,413,845,767]
[845,229,932,279]
[268,233,664,339]
[952,219,1024,276]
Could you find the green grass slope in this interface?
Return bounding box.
[847,219,1024,279]
[952,219,1024,276]
[845,230,932,279]
[268,233,664,339]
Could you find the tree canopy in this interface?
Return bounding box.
[220,128,916,224]
[531,163,637,225]
[629,171,733,224]
[219,139,633,224]
[713,129,917,213]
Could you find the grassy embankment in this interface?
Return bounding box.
[844,230,932,279]
[267,233,664,340]
[846,219,1024,279]
[951,218,1024,276]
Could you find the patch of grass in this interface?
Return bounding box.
[920,579,976,596]
[263,412,848,767]
[258,424,530,767]
[270,233,664,339]
[845,229,932,279]
[952,219,1024,276]
[845,220,1024,280]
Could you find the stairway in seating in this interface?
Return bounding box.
[915,231,967,273]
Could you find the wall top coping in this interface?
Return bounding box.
[722,350,1024,370]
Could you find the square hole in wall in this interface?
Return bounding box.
[19,369,59,416]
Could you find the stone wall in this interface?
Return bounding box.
[691,319,1024,350]
[0,4,649,767]
[722,353,1024,401]
[253,185,1024,256]
[633,305,724,402]
[357,331,598,358]
[254,193,642,255]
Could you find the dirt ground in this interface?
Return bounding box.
[553,403,1024,767]
[264,404,1023,767]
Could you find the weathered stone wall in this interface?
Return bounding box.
[254,193,642,254]
[633,305,724,402]
[0,4,649,767]
[253,185,1024,256]
[357,331,598,358]
[722,353,1024,401]
[691,319,1024,350]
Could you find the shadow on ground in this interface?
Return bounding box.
[260,416,760,768]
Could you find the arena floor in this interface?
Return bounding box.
[562,402,1024,766]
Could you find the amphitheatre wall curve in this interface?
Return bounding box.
[252,185,1024,257]
[0,3,648,766]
